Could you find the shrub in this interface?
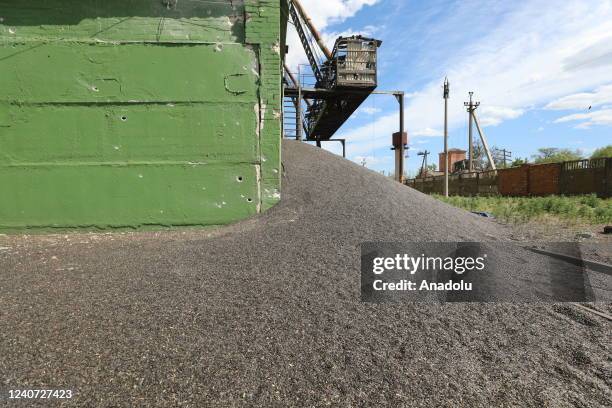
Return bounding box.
[433,194,612,225]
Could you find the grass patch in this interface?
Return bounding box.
[433,194,612,225]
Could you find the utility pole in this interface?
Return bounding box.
[464,92,479,172]
[418,150,430,177]
[471,110,497,171]
[499,149,512,168]
[463,92,496,171]
[391,92,407,183]
[443,77,449,197]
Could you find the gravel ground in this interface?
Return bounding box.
[508,221,612,249]
[0,140,610,407]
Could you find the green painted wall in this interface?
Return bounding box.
[0,0,284,230]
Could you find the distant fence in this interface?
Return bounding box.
[406,158,612,198]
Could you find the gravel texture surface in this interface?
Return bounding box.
[0,140,610,407]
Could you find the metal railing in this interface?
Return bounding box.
[562,158,607,171]
[329,36,380,89]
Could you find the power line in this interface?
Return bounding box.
[418,150,430,176]
[494,148,513,168]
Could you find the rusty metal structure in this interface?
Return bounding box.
[284,0,382,142]
[305,36,382,140]
[283,0,408,181]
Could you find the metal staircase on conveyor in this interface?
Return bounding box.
[285,0,381,142]
[283,69,309,140]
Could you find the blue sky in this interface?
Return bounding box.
[286,0,612,175]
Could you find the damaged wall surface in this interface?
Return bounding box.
[0,0,284,230]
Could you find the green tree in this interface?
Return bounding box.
[591,145,612,159]
[532,148,583,164]
[472,140,491,170]
[511,158,528,167]
[469,141,506,169]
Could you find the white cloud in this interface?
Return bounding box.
[412,127,443,137]
[545,83,612,110]
[359,106,382,115]
[299,0,380,27]
[351,155,391,167]
[335,0,612,158]
[563,36,612,71]
[338,114,398,157]
[554,108,612,128]
[323,24,380,45]
[478,106,524,127]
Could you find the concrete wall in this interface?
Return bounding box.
[560,158,609,197]
[0,0,285,230]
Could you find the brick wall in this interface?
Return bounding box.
[528,163,560,196]
[498,166,529,196]
[407,158,611,198]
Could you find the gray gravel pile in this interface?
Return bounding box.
[0,140,610,407]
